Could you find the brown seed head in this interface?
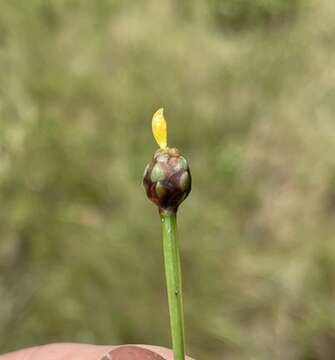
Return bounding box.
[143,147,192,213]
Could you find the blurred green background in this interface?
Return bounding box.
[1,0,335,359]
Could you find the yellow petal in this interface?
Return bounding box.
[152,108,167,149]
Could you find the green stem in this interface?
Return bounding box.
[160,210,185,360]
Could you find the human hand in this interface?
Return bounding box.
[0,343,195,359]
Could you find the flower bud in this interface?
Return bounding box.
[143,147,191,213]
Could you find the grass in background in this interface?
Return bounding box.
[1,0,335,359]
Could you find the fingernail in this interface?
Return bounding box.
[101,346,165,360]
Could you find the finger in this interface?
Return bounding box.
[0,343,195,360]
[0,344,116,360]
